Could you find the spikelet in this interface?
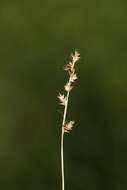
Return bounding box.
[58,50,80,133]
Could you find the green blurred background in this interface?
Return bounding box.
[0,0,127,189]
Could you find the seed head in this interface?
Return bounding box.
[64,121,75,133]
[70,73,78,83]
[71,50,80,65]
[64,82,73,92]
[58,93,67,106]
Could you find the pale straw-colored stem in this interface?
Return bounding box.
[59,50,80,190]
[61,127,65,190]
[61,90,70,190]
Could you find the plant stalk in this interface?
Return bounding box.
[61,90,70,190]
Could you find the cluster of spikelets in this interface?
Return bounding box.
[58,50,80,133]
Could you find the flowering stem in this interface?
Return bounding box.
[58,50,80,190]
[61,127,64,190]
[61,90,70,190]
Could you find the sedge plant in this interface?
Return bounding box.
[58,50,80,190]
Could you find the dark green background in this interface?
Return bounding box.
[0,0,127,189]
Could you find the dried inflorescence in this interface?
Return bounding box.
[58,50,80,190]
[58,50,80,133]
[58,93,67,106]
[64,121,75,133]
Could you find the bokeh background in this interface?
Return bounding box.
[0,0,127,189]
